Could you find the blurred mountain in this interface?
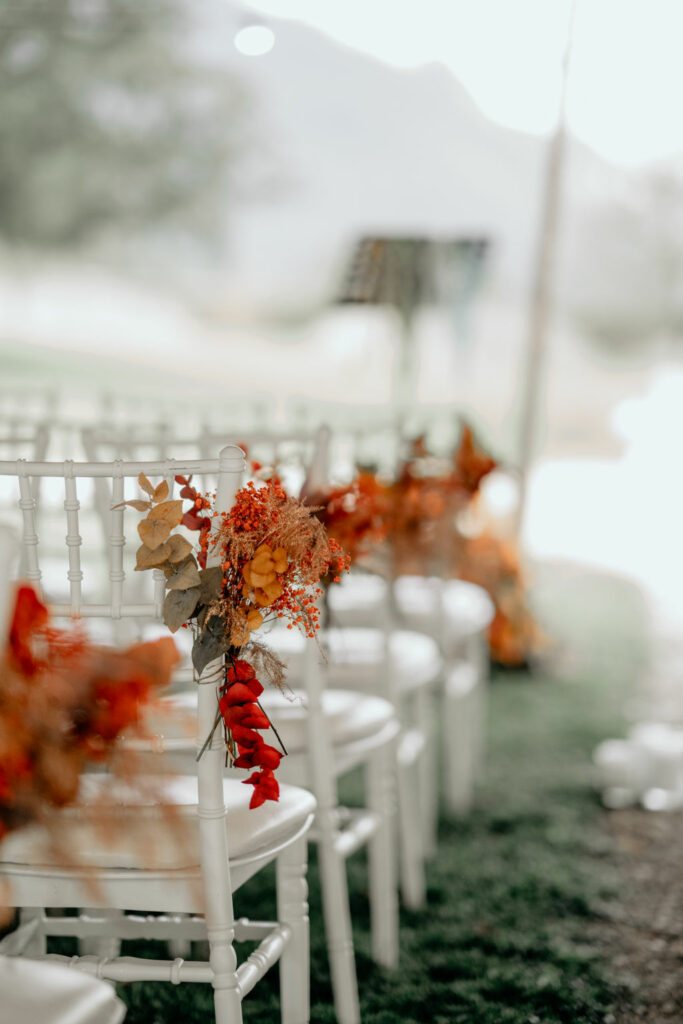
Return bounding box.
[203,2,628,319]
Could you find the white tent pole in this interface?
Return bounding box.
[515,0,577,539]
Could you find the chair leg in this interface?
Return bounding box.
[443,665,477,815]
[207,924,243,1024]
[78,908,123,957]
[18,908,46,956]
[168,912,192,959]
[395,738,427,910]
[415,689,439,859]
[473,665,489,782]
[316,812,361,1024]
[365,740,399,968]
[277,832,310,1024]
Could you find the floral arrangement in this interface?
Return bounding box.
[306,470,391,567]
[0,585,179,842]
[302,423,537,668]
[384,424,497,578]
[125,473,349,807]
[455,533,541,668]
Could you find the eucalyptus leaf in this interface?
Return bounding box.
[135,540,171,571]
[198,565,222,604]
[163,586,200,632]
[165,534,193,563]
[192,622,226,675]
[166,556,201,591]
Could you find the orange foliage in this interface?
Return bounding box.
[0,586,179,840]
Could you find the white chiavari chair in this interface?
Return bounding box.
[393,576,494,814]
[236,425,440,907]
[102,426,400,1024]
[284,410,497,822]
[0,420,49,499]
[143,629,400,1024]
[0,445,316,1024]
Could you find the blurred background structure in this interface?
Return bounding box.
[2,0,683,695]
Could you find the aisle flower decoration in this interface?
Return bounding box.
[456,532,542,668]
[124,473,349,807]
[349,422,539,668]
[0,585,179,843]
[387,424,497,578]
[306,470,391,567]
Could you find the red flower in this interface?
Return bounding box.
[182,508,212,533]
[216,660,282,806]
[220,681,259,707]
[243,768,279,809]
[233,737,282,771]
[230,723,262,747]
[175,474,198,500]
[221,703,270,730]
[8,586,49,676]
[226,660,257,683]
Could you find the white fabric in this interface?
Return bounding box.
[394,576,494,638]
[324,628,443,692]
[263,624,442,691]
[441,580,495,636]
[327,572,388,621]
[259,688,395,751]
[0,955,126,1024]
[0,776,316,872]
[445,661,478,697]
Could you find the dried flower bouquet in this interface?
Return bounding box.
[124,473,349,807]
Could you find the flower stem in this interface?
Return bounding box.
[196,704,222,762]
[256,698,288,757]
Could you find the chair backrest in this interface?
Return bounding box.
[0,448,243,624]
[222,425,330,497]
[0,422,50,503]
[0,522,18,643]
[0,444,247,914]
[83,423,332,501]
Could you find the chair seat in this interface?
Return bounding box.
[140,688,396,757]
[0,776,316,872]
[327,572,389,626]
[0,956,126,1024]
[0,954,125,1024]
[324,628,443,692]
[442,580,495,636]
[394,576,494,640]
[264,625,442,692]
[260,688,396,751]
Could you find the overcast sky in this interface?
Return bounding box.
[242,0,683,166]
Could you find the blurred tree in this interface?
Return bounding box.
[0,0,247,249]
[571,167,683,352]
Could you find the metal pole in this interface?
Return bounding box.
[515,0,577,538]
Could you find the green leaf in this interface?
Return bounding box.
[192,616,227,674]
[166,556,201,591]
[198,565,222,604]
[163,586,200,632]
